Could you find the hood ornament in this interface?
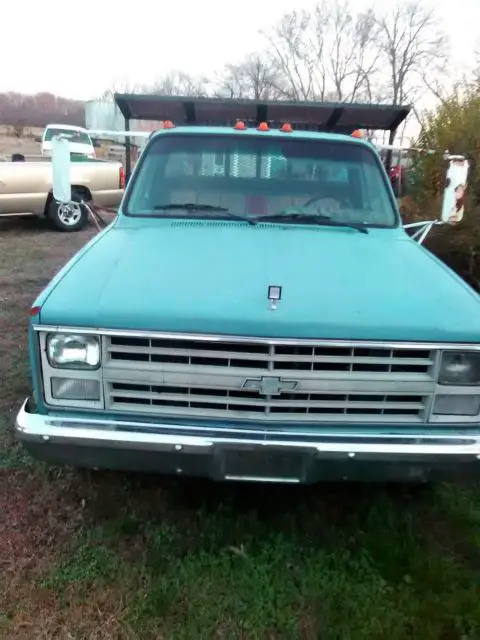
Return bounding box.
[268,285,282,310]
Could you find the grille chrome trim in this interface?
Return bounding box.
[32,325,480,351]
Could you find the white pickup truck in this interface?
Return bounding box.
[0,156,124,231]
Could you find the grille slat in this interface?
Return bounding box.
[108,345,432,367]
[104,335,435,423]
[109,386,425,411]
[107,339,433,372]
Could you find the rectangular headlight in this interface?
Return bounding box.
[46,334,100,369]
[433,394,480,416]
[438,351,480,385]
[51,377,101,401]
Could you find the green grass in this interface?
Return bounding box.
[33,482,480,639]
[0,417,33,468]
[0,355,33,469]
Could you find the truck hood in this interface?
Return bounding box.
[37,220,480,342]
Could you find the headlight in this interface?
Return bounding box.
[433,394,480,416]
[438,351,480,385]
[46,334,100,369]
[51,377,101,401]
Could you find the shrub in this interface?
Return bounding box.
[409,86,480,288]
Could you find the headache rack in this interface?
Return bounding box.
[113,93,411,179]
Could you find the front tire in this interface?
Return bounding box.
[47,196,89,232]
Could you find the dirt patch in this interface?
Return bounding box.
[0,466,139,638]
[0,469,84,637]
[0,470,82,579]
[2,578,134,640]
[0,464,135,638]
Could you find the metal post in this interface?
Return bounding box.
[125,117,131,182]
[385,127,395,174]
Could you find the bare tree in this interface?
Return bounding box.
[262,2,382,103]
[99,72,208,101]
[373,0,449,142]
[149,71,209,97]
[473,39,480,87]
[329,7,355,101]
[348,9,382,102]
[262,8,326,100]
[326,3,380,102]
[215,53,281,100]
[215,63,246,99]
[98,80,143,102]
[0,91,84,128]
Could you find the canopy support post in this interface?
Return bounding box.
[125,117,131,182]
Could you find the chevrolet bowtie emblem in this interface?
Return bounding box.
[242,376,298,396]
[268,285,282,310]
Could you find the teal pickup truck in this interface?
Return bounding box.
[15,95,480,483]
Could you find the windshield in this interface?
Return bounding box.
[44,128,92,145]
[124,133,398,227]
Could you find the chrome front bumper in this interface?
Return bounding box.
[15,398,480,483]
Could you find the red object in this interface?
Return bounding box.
[119,165,125,189]
[163,120,175,129]
[280,123,293,133]
[257,122,269,131]
[389,165,407,180]
[234,121,247,130]
[29,305,41,317]
[351,129,363,138]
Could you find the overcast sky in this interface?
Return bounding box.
[2,0,477,100]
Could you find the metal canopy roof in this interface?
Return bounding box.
[114,94,411,133]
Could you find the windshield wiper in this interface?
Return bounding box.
[253,211,368,234]
[153,203,257,225]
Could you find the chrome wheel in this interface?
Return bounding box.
[57,202,83,226]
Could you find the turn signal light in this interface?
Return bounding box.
[280,123,293,133]
[257,122,269,131]
[234,121,247,130]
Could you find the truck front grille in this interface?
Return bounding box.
[102,334,436,423]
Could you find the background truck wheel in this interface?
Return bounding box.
[47,195,89,232]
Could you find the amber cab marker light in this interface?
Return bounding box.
[234,120,247,130]
[163,120,175,129]
[257,122,269,131]
[29,305,41,317]
[351,129,363,138]
[280,123,293,133]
